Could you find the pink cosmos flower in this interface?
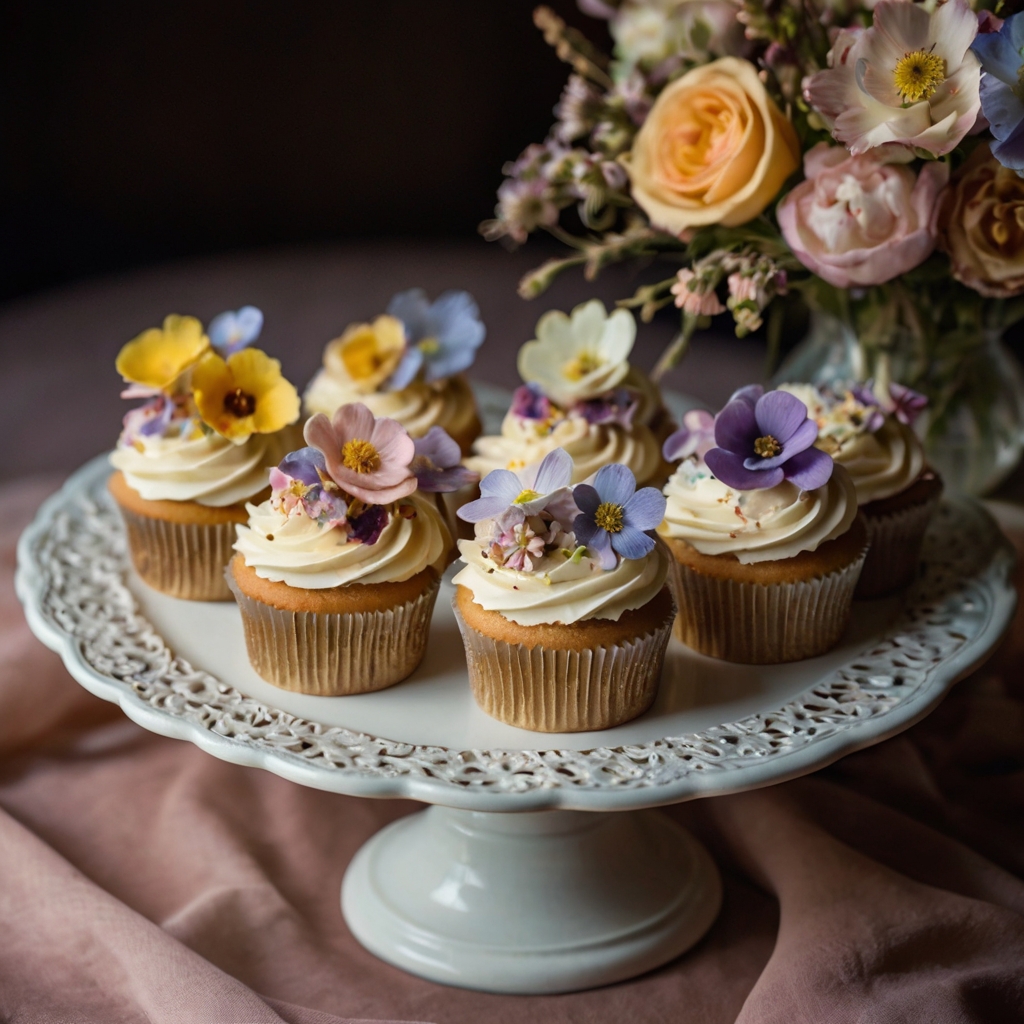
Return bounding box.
[671,269,726,317]
[777,143,948,289]
[303,403,417,505]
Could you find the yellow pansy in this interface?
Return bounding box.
[322,315,406,394]
[192,348,300,443]
[116,315,210,391]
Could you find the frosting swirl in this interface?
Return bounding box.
[234,492,447,589]
[110,430,290,507]
[658,458,858,564]
[829,416,924,505]
[453,540,667,626]
[303,371,479,443]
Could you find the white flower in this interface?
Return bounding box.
[612,0,741,69]
[805,0,981,157]
[517,300,636,406]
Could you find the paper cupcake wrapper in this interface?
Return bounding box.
[669,545,867,664]
[452,603,674,733]
[226,573,440,696]
[857,492,942,599]
[116,506,237,601]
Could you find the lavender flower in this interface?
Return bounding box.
[704,386,833,492]
[120,395,174,445]
[385,289,487,389]
[458,448,573,524]
[411,427,479,493]
[573,388,639,428]
[511,383,553,421]
[662,409,715,462]
[972,14,1024,172]
[350,504,389,545]
[888,383,928,426]
[209,306,263,355]
[573,464,666,570]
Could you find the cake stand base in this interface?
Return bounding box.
[341,806,722,994]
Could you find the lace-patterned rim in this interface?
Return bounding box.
[16,453,1016,813]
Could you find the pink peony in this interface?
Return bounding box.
[303,403,417,505]
[777,143,948,289]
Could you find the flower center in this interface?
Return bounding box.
[223,387,256,418]
[563,351,602,381]
[893,49,946,104]
[753,434,781,458]
[594,501,624,533]
[341,439,381,474]
[418,337,440,355]
[514,488,541,504]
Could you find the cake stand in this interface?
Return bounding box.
[17,443,1016,994]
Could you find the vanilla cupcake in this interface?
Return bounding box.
[465,300,673,487]
[304,288,484,455]
[659,386,867,664]
[453,449,674,732]
[780,382,942,598]
[228,403,451,696]
[109,308,301,601]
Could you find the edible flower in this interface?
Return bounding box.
[971,13,1024,173]
[192,348,300,444]
[663,409,716,463]
[209,306,264,355]
[574,388,639,428]
[323,315,407,395]
[411,427,480,493]
[116,314,209,392]
[510,383,554,422]
[572,464,666,570]
[458,447,574,524]
[705,386,834,491]
[304,402,417,505]
[887,382,928,426]
[269,447,349,525]
[517,300,635,407]
[495,521,547,572]
[385,288,486,389]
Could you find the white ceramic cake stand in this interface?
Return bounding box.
[17,448,1016,995]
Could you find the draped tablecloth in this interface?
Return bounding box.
[3,475,1024,1024]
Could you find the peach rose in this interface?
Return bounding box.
[622,57,801,235]
[937,143,1024,298]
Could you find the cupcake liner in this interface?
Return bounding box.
[856,492,942,598]
[669,544,867,664]
[452,602,674,733]
[116,506,237,601]
[227,573,440,696]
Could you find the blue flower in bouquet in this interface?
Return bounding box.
[572,464,666,571]
[411,427,479,493]
[704,386,833,492]
[209,306,264,355]
[385,289,486,390]
[458,448,572,524]
[972,14,1024,172]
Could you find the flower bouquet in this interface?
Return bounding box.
[483,0,1024,491]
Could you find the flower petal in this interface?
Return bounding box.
[572,511,599,545]
[458,494,513,523]
[714,398,758,454]
[480,468,524,504]
[610,524,655,561]
[593,463,636,506]
[705,448,785,490]
[303,412,337,454]
[413,426,461,469]
[754,390,811,447]
[622,486,667,531]
[331,402,376,444]
[729,384,763,407]
[386,348,423,391]
[531,447,573,493]
[386,288,430,338]
[784,447,835,491]
[573,483,600,516]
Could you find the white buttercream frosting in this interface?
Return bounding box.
[110,430,291,507]
[234,492,447,589]
[658,458,859,564]
[303,370,479,442]
[453,540,667,626]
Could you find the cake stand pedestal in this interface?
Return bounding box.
[16,456,1016,994]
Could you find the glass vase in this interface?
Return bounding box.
[774,311,1024,496]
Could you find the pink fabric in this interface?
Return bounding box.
[2,478,1023,1023]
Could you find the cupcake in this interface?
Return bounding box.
[453,448,674,732]
[659,385,868,664]
[228,403,452,696]
[779,381,942,598]
[303,288,485,455]
[465,300,674,487]
[109,308,301,601]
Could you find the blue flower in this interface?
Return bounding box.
[385,289,486,390]
[572,463,666,570]
[411,426,480,493]
[209,306,264,355]
[972,14,1024,172]
[458,448,573,524]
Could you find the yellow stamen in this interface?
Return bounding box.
[893,49,945,104]
[754,435,781,458]
[563,351,602,381]
[418,337,440,355]
[514,488,541,504]
[341,438,381,474]
[223,387,256,417]
[594,501,624,533]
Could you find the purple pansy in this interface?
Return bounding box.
[704,386,833,492]
[209,306,264,355]
[573,464,666,570]
[411,426,480,493]
[511,383,553,421]
[458,448,573,524]
[663,408,716,462]
[385,289,486,389]
[350,504,389,545]
[275,446,327,485]
[573,388,639,428]
[888,383,928,426]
